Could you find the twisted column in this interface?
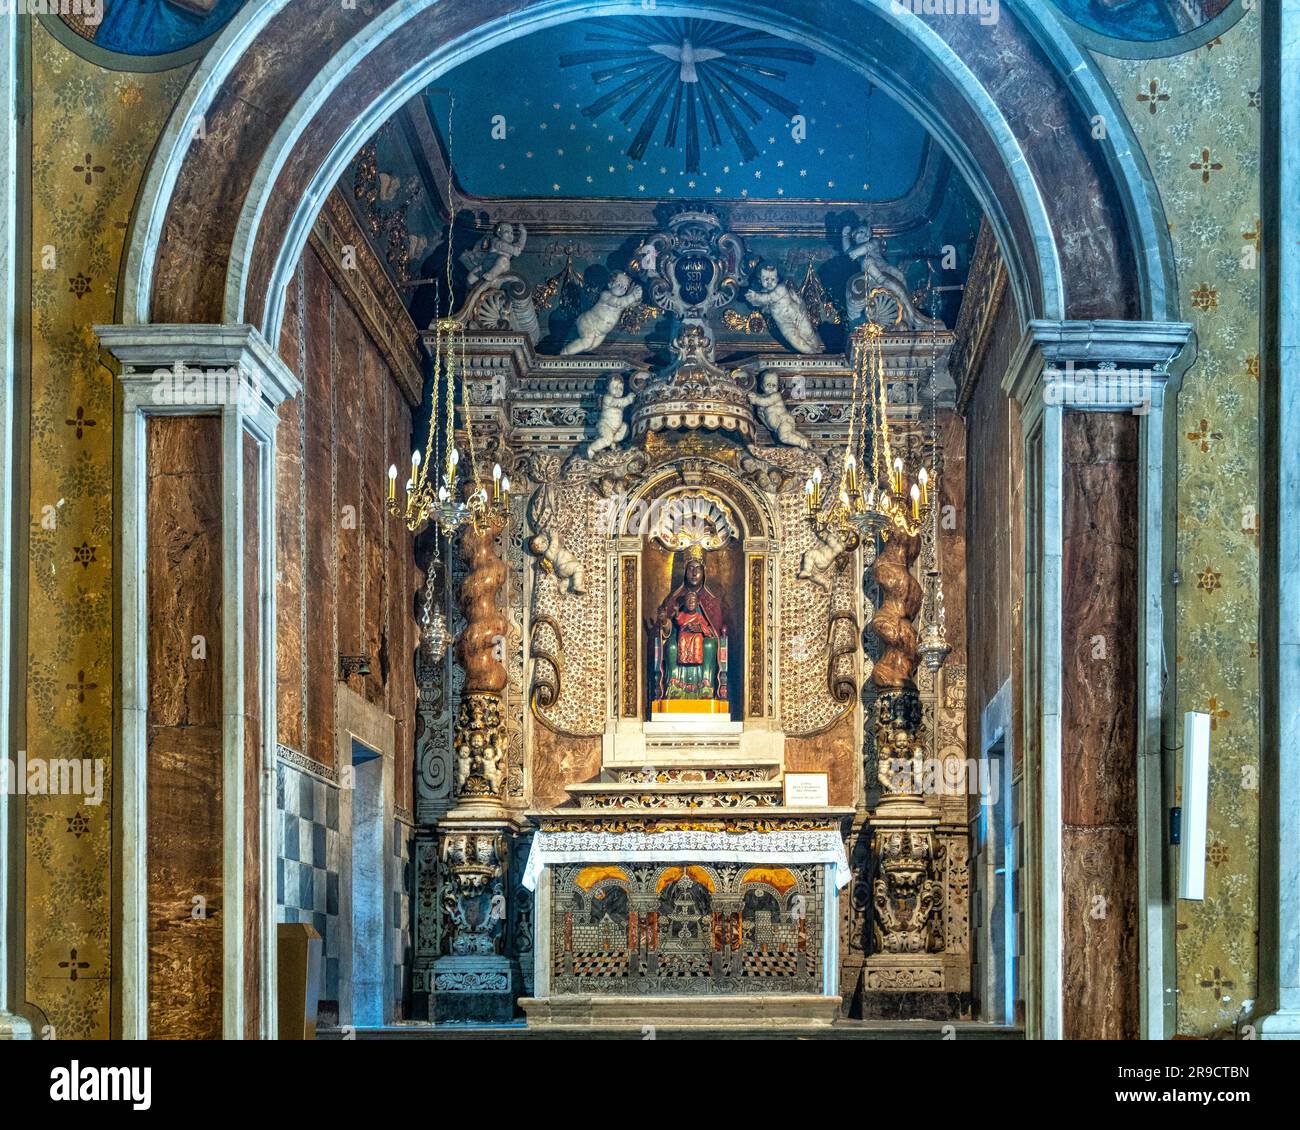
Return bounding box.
[869,530,922,690]
[452,515,508,804]
[429,513,518,1023]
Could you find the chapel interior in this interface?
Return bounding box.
[2,0,1294,1045]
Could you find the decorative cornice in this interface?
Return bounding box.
[96,322,302,440]
[1003,319,1197,412]
[276,743,340,787]
[951,219,1009,415]
[310,189,423,407]
[97,322,300,401]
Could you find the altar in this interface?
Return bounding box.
[519,810,853,1026]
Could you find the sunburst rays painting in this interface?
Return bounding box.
[559,17,815,172]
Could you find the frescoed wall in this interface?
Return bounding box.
[25,22,190,1039]
[1097,12,1264,1037]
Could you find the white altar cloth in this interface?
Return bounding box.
[522,828,851,891]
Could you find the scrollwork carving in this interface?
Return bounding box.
[528,613,563,717]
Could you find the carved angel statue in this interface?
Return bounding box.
[799,524,849,593]
[842,225,943,330]
[749,370,812,450]
[561,271,643,355]
[461,221,527,286]
[744,263,825,354]
[526,455,587,596]
[585,374,636,458]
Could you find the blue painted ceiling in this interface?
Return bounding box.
[342,14,986,330]
[424,16,929,201]
[1048,0,1234,42]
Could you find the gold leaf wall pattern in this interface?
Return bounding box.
[1098,12,1262,1037]
[26,24,190,1039]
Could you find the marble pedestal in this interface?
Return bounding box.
[431,955,520,1025]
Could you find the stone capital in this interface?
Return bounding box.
[1003,319,1196,419]
[96,323,302,437]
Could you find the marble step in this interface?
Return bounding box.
[599,762,783,786]
[565,764,786,810]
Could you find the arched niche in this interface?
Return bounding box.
[602,458,783,767]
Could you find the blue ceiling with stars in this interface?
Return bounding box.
[425,16,928,201]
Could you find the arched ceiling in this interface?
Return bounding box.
[339,14,984,328]
[1047,0,1238,44]
[421,16,929,201]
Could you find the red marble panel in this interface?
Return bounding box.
[146,415,224,1040]
[1061,826,1139,1039]
[1060,411,1140,1041]
[784,714,856,807]
[360,336,386,705]
[275,271,304,751]
[242,431,262,1039]
[302,248,336,770]
[333,296,364,668]
[531,729,602,809]
[962,290,1020,765]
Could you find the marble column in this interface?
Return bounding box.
[0,11,31,1041]
[1005,320,1194,1040]
[431,513,519,1023]
[97,324,300,1038]
[1258,0,1300,1041]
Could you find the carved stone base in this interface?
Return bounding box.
[857,957,968,1020]
[431,955,519,1024]
[0,1010,33,1040]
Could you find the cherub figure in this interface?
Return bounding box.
[586,374,636,458]
[744,263,825,354]
[524,453,588,596]
[842,224,944,330]
[799,524,849,593]
[528,525,587,596]
[462,221,527,285]
[748,370,812,449]
[562,272,643,355]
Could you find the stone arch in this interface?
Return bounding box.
[119,0,1179,343]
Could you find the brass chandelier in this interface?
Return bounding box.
[805,316,931,541]
[385,94,510,538]
[805,310,951,673]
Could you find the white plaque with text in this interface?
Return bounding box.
[783,772,829,808]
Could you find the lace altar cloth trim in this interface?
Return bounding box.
[523,829,850,891]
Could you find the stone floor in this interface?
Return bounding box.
[319,1020,1023,1040]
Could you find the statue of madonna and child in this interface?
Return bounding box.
[650,545,733,716]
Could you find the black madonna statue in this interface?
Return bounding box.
[650,545,733,717]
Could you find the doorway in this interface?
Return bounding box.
[350,739,385,1026]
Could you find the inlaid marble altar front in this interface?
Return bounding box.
[523,826,850,1002]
